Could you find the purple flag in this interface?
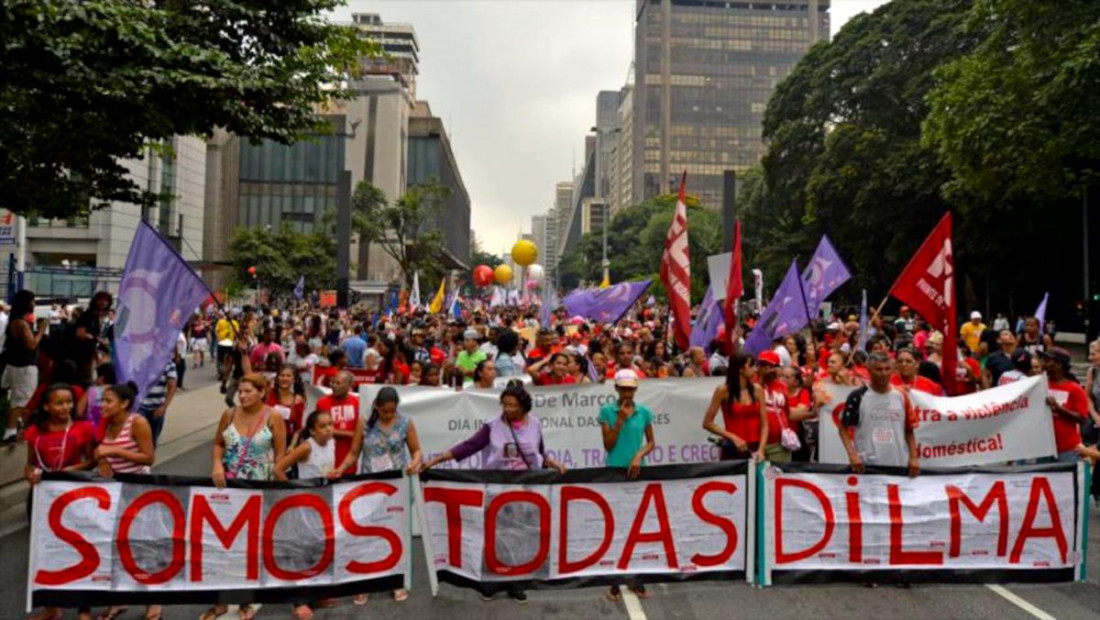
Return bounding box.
[1033,292,1049,326]
[115,221,210,402]
[563,280,651,324]
[293,274,305,301]
[744,261,808,355]
[801,234,851,318]
[690,284,723,349]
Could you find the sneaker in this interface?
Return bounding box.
[507,590,527,604]
[2,428,17,444]
[479,592,495,602]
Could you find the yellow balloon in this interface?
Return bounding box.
[494,264,513,285]
[511,239,538,267]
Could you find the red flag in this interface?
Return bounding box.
[723,220,743,349]
[661,171,692,351]
[889,212,957,394]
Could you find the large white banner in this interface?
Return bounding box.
[28,473,410,609]
[817,377,1057,467]
[761,464,1084,580]
[361,379,724,470]
[420,463,750,587]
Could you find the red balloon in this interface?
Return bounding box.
[248,266,257,275]
[473,265,494,288]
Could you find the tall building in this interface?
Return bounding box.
[632,0,829,207]
[24,136,206,297]
[609,85,635,216]
[408,101,471,268]
[594,91,622,200]
[531,214,551,274]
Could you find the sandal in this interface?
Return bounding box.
[28,609,62,620]
[96,607,128,620]
[393,588,409,602]
[353,594,369,606]
[145,606,164,620]
[199,605,227,620]
[606,585,622,602]
[292,605,314,620]
[629,583,650,599]
[238,605,257,620]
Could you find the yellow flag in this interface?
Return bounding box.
[599,273,611,289]
[429,278,446,313]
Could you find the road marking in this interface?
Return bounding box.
[621,589,647,620]
[985,584,1056,620]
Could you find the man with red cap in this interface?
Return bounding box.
[757,350,793,462]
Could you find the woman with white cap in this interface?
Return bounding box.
[598,369,656,601]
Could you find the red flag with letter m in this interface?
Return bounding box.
[889,212,957,394]
[661,171,692,351]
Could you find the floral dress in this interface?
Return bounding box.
[359,414,410,474]
[222,410,275,480]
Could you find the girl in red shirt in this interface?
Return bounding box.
[267,365,306,447]
[703,351,767,462]
[891,348,945,396]
[24,383,95,620]
[528,352,578,386]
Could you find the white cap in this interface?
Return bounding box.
[613,369,639,388]
[970,311,982,320]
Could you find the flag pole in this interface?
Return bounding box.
[794,259,820,362]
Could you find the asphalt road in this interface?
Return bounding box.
[1,362,1097,619]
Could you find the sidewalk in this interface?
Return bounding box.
[0,381,229,536]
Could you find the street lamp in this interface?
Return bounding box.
[589,126,621,286]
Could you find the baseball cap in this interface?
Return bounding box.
[758,350,781,366]
[1041,347,1071,366]
[970,311,982,320]
[613,369,639,388]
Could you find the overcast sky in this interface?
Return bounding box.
[333,1,889,256]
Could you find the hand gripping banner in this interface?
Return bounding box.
[758,462,1090,585]
[419,462,754,593]
[27,471,410,610]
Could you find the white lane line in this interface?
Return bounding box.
[985,584,1056,620]
[621,589,648,620]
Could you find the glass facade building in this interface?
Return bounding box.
[633,0,829,208]
[236,121,346,234]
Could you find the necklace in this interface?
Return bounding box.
[35,421,72,472]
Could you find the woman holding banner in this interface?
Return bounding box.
[421,383,566,603]
[703,351,767,462]
[204,373,287,620]
[336,386,422,604]
[93,382,158,620]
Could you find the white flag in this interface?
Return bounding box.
[410,271,421,310]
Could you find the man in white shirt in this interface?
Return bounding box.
[0,302,8,351]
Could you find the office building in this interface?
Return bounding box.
[408,101,471,268]
[610,85,635,215]
[24,136,206,297]
[632,0,829,207]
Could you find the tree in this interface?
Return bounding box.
[557,193,721,301]
[353,177,451,289]
[923,0,1100,206]
[228,224,336,300]
[1,1,375,219]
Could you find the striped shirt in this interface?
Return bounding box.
[140,362,178,410]
[99,414,151,475]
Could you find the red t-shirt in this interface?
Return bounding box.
[535,373,577,386]
[1047,379,1086,453]
[266,392,306,438]
[25,421,95,472]
[763,380,790,446]
[952,358,982,396]
[316,394,360,474]
[890,374,945,397]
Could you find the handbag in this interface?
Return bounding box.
[777,410,802,452]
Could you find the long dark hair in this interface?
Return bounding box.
[10,289,34,319]
[725,350,756,404]
[276,363,304,397]
[368,386,400,429]
[105,381,139,412]
[299,409,330,442]
[32,383,76,431]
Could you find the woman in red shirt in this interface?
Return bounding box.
[702,351,767,462]
[528,353,578,386]
[267,365,306,447]
[891,348,945,396]
[24,383,95,620]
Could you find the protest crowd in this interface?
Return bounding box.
[4,218,1100,620]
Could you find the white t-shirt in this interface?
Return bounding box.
[773,345,792,367]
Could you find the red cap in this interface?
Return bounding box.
[758,350,781,366]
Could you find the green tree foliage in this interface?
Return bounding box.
[353,178,451,289]
[557,194,721,301]
[228,225,336,299]
[1,0,374,219]
[923,0,1100,205]
[744,0,977,299]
